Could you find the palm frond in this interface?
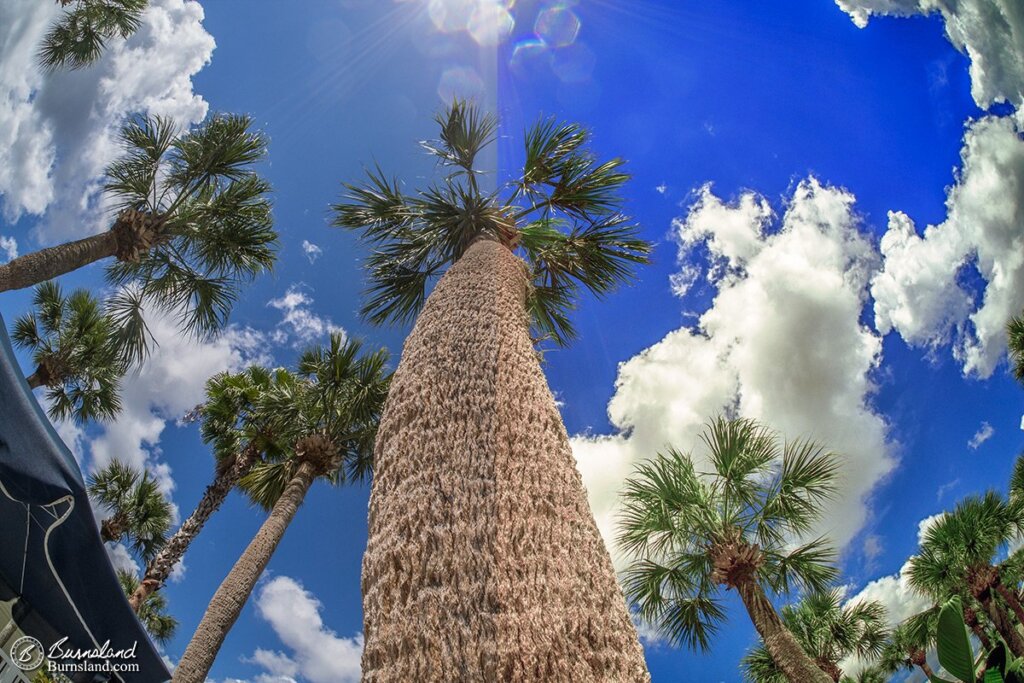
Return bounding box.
[421,99,497,174]
[1008,311,1024,383]
[760,536,838,595]
[39,0,148,71]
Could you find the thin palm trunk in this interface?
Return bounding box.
[981,594,1024,657]
[360,239,648,681]
[995,580,1024,628]
[964,605,993,652]
[735,578,832,683]
[171,459,317,683]
[128,447,257,612]
[0,231,117,293]
[25,371,43,389]
[910,650,934,679]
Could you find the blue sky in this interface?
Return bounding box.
[1,1,1023,681]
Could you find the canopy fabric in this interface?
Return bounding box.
[0,314,171,683]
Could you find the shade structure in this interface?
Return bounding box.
[0,314,170,683]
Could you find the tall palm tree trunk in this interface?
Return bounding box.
[964,604,993,652]
[910,650,934,679]
[981,595,1024,657]
[360,239,648,682]
[734,579,832,683]
[995,581,1024,628]
[171,459,317,683]
[0,231,117,293]
[128,448,257,612]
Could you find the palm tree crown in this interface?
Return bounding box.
[742,591,888,682]
[1008,311,1024,384]
[238,333,391,508]
[88,460,173,561]
[11,281,124,423]
[39,0,149,71]
[103,113,277,362]
[332,100,650,346]
[618,417,841,652]
[116,570,176,644]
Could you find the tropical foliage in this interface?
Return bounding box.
[618,417,840,682]
[332,99,650,346]
[116,569,176,644]
[0,113,276,365]
[11,281,124,423]
[40,0,149,71]
[87,460,173,561]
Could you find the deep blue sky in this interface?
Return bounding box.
[2,1,1022,681]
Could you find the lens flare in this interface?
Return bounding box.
[438,65,485,102]
[534,4,580,48]
[468,3,515,46]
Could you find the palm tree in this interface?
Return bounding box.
[127,367,274,612]
[10,281,124,423]
[618,417,841,683]
[876,610,938,680]
[116,570,176,645]
[172,333,390,683]
[88,460,172,561]
[0,113,276,364]
[742,591,888,682]
[1008,312,1024,383]
[334,100,651,680]
[908,492,1024,657]
[39,0,148,71]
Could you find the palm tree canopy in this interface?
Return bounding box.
[876,608,938,674]
[742,591,888,682]
[116,570,176,644]
[11,280,124,423]
[39,0,148,71]
[88,460,173,560]
[331,100,651,346]
[237,332,391,510]
[102,113,277,364]
[618,416,841,651]
[908,491,1023,600]
[1008,311,1024,383]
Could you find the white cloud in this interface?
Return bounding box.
[105,542,141,576]
[834,0,1024,110]
[862,534,884,564]
[655,183,667,195]
[968,421,995,449]
[573,178,895,567]
[267,285,345,347]
[0,0,214,238]
[248,576,362,683]
[301,240,323,263]
[870,114,1024,378]
[0,235,17,261]
[87,313,269,521]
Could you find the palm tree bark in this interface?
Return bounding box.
[128,447,257,612]
[995,580,1024,628]
[964,604,993,652]
[734,578,832,683]
[25,371,43,389]
[910,650,934,679]
[171,459,317,683]
[360,239,648,682]
[981,595,1024,657]
[0,231,117,293]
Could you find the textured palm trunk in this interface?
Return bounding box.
[0,231,117,293]
[101,513,127,543]
[171,459,317,683]
[734,579,832,683]
[963,605,993,652]
[25,371,44,389]
[909,649,934,678]
[360,239,648,681]
[995,580,1024,629]
[129,448,257,612]
[981,594,1024,657]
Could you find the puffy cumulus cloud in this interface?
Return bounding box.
[574,178,894,566]
[247,576,362,683]
[0,0,213,237]
[88,312,270,510]
[267,285,346,347]
[871,113,1024,377]
[835,0,1024,110]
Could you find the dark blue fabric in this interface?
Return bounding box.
[0,314,170,683]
